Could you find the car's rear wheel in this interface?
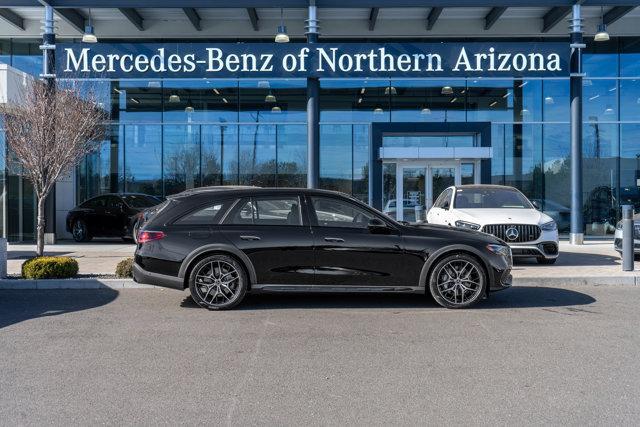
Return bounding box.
[536,257,557,264]
[72,219,92,242]
[429,253,486,309]
[189,254,247,310]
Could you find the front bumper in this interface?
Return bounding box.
[613,228,640,253]
[496,229,559,260]
[133,262,184,290]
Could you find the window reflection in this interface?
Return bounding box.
[124,125,162,195]
[113,80,162,123]
[239,125,276,186]
[163,79,238,123]
[163,125,201,195]
[467,79,541,122]
[620,124,640,210]
[543,124,571,233]
[584,79,618,122]
[542,79,569,122]
[320,79,390,122]
[619,79,640,121]
[390,79,464,122]
[276,125,307,187]
[320,124,352,193]
[240,79,306,123]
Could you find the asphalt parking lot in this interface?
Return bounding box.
[1,285,640,425]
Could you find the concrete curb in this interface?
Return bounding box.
[1,276,640,289]
[0,278,160,290]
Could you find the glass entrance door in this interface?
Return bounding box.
[384,160,480,222]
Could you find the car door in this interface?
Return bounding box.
[427,188,452,225]
[219,194,315,285]
[86,196,108,236]
[105,196,126,236]
[308,195,409,287]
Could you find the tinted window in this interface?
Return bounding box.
[454,188,532,209]
[433,188,452,208]
[175,202,228,225]
[311,197,373,228]
[226,197,302,226]
[106,196,123,209]
[123,195,160,208]
[83,196,107,209]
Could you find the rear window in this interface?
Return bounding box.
[174,201,230,225]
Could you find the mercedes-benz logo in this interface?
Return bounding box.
[505,227,519,241]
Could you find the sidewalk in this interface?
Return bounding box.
[5,238,640,284]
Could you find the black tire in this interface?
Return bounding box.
[536,257,557,265]
[189,254,248,310]
[428,253,487,309]
[72,219,92,242]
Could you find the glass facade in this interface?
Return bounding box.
[2,38,640,240]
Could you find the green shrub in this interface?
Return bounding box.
[22,256,79,279]
[115,257,134,278]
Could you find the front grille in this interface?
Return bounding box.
[482,224,541,243]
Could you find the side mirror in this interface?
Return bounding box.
[368,217,390,233]
[441,201,450,210]
[531,200,542,210]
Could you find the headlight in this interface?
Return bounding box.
[486,244,511,257]
[540,220,557,231]
[455,220,481,230]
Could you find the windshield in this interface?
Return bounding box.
[454,188,533,209]
[123,195,161,208]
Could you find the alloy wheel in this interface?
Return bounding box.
[72,221,85,241]
[193,260,242,307]
[436,259,483,306]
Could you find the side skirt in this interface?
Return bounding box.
[251,284,424,294]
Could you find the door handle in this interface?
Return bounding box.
[324,237,345,243]
[240,235,261,241]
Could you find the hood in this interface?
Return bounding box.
[454,208,553,226]
[404,222,503,245]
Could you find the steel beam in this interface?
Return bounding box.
[426,7,442,31]
[603,6,635,26]
[53,7,84,32]
[542,6,571,33]
[368,7,378,31]
[119,8,144,31]
[484,6,507,30]
[0,8,23,30]
[246,7,258,31]
[183,7,201,30]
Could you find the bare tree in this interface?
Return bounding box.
[1,79,107,256]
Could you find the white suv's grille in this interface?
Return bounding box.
[482,224,541,243]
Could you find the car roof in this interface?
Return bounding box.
[167,186,354,201]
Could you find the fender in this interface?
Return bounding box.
[178,243,258,285]
[418,244,493,288]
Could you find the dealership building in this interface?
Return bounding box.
[0,1,639,243]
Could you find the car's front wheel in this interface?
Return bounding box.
[72,219,92,242]
[189,254,248,310]
[428,253,486,309]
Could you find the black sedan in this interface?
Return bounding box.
[66,193,162,242]
[133,187,512,309]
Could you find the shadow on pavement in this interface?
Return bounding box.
[180,286,596,311]
[513,250,620,267]
[0,288,119,329]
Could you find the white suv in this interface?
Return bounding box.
[426,185,559,264]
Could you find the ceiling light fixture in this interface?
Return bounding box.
[275,8,290,43]
[544,96,555,105]
[271,105,282,113]
[373,106,384,114]
[169,94,180,103]
[441,85,453,95]
[265,91,276,103]
[82,9,98,43]
[595,7,610,42]
[385,86,397,95]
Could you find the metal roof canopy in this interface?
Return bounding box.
[0,1,639,7]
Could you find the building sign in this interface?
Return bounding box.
[56,42,569,79]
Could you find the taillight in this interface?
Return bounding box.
[137,230,165,244]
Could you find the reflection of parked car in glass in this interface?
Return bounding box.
[133,187,512,310]
[530,199,571,233]
[584,186,617,235]
[614,213,640,259]
[426,185,559,264]
[66,193,162,243]
[383,199,419,219]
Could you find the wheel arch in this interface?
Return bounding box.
[419,245,493,293]
[179,244,258,290]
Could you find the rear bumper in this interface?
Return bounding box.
[133,262,184,290]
